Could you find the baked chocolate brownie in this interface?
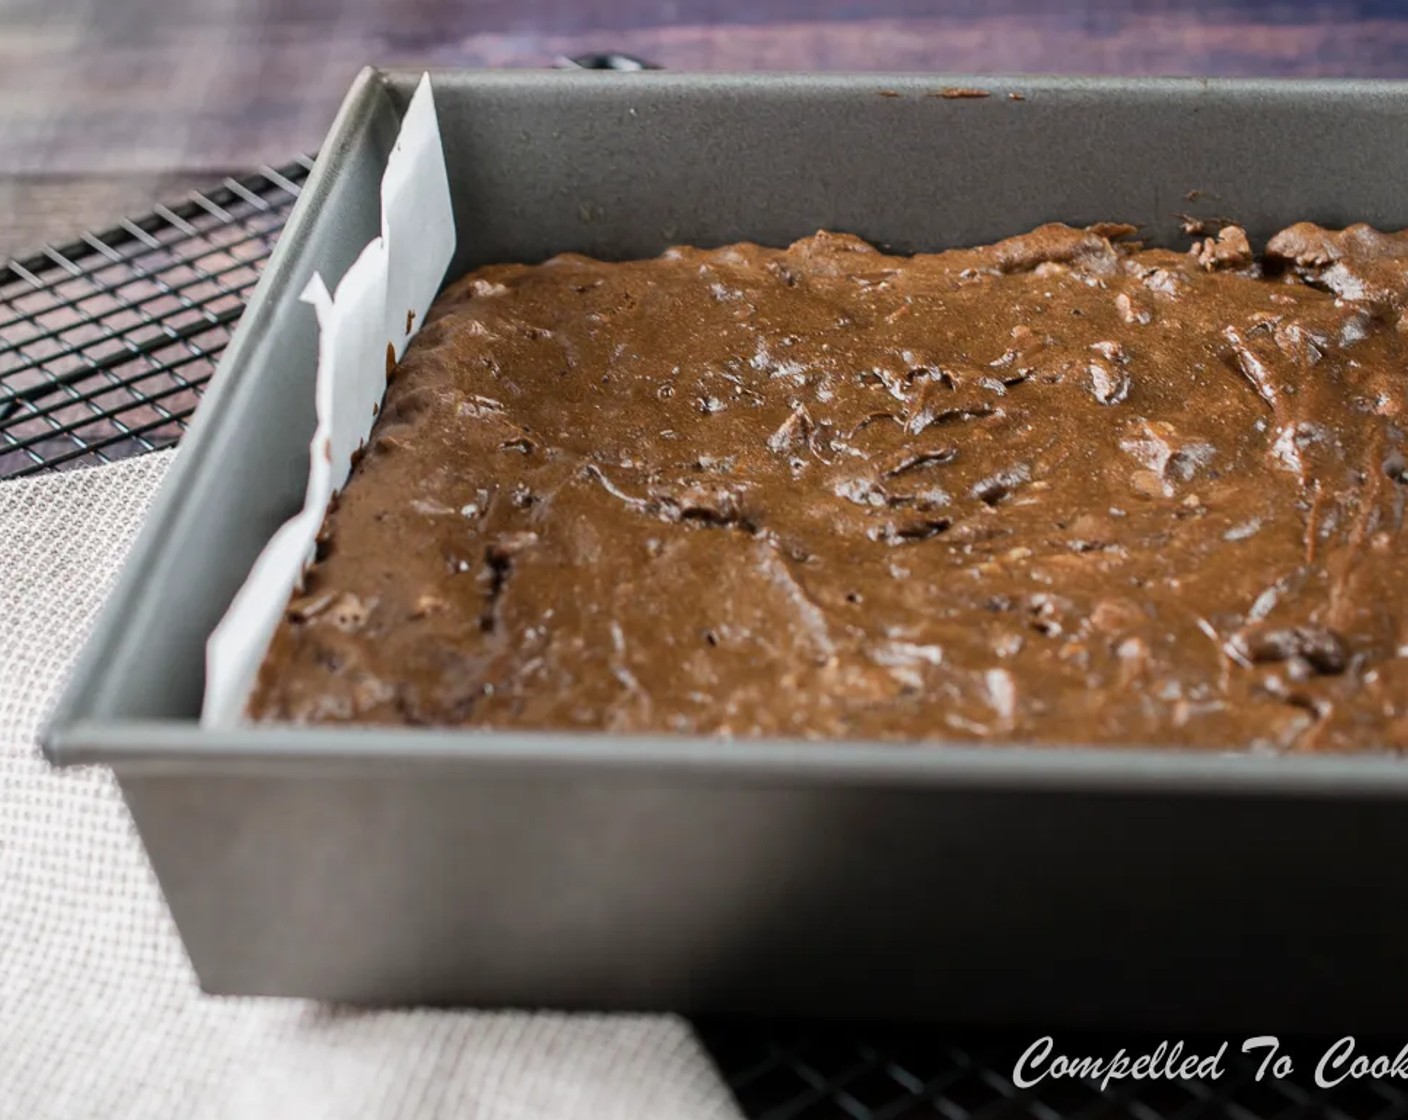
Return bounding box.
[249,221,1408,752]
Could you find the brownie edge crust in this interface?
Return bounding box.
[249,221,1408,753]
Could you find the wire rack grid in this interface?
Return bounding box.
[694,1023,1408,1120]
[0,159,312,479]
[5,165,1408,1120]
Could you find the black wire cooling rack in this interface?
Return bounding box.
[4,165,1408,1120]
[694,1023,1408,1120]
[0,158,312,478]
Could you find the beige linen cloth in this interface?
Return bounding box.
[0,451,740,1120]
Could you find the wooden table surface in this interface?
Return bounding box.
[5,0,1408,259]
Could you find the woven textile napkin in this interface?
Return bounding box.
[0,451,740,1120]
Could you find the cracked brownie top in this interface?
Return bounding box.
[249,221,1408,752]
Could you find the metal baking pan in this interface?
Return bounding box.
[43,68,1408,1032]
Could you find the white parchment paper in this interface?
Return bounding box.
[202,74,456,726]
